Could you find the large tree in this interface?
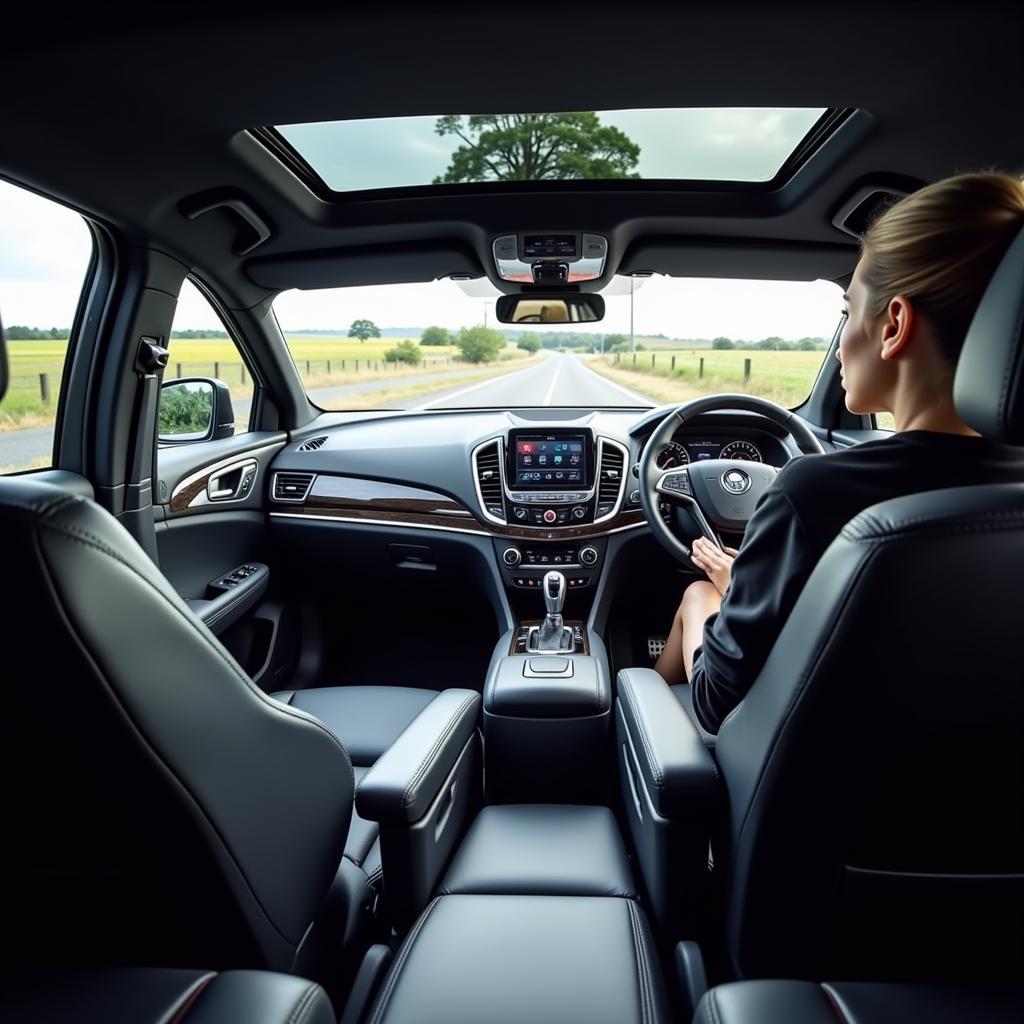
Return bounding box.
[433,112,640,183]
[348,319,381,343]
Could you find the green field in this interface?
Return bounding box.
[590,349,828,407]
[0,335,480,430]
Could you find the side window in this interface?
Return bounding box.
[162,279,254,441]
[0,180,92,474]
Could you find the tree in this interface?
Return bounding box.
[420,326,451,347]
[456,326,505,364]
[602,333,628,354]
[385,339,423,365]
[516,335,542,354]
[348,319,380,343]
[711,337,735,350]
[433,112,640,183]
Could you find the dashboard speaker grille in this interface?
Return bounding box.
[474,440,506,522]
[273,471,315,502]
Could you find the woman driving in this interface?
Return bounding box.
[654,171,1024,735]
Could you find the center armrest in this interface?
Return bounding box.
[615,668,721,934]
[354,689,482,927]
[356,689,480,825]
[616,668,719,818]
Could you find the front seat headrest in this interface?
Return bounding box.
[954,223,1024,443]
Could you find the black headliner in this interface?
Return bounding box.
[3,2,1022,308]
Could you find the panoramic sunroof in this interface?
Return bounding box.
[272,107,829,193]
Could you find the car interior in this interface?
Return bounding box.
[2,5,1023,1023]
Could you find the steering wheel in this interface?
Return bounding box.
[638,394,825,566]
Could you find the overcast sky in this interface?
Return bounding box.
[0,170,844,342]
[278,107,825,191]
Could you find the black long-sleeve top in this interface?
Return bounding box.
[689,430,1024,733]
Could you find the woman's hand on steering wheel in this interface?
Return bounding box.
[691,537,739,595]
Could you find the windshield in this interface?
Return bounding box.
[273,275,842,412]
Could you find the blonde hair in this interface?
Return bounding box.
[861,172,1024,364]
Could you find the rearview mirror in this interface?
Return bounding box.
[159,377,234,444]
[496,293,605,325]
[0,311,8,402]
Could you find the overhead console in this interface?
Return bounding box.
[492,232,608,285]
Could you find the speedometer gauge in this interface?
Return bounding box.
[720,440,762,462]
[657,442,690,469]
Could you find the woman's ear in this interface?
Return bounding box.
[879,294,914,360]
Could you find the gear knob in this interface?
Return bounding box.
[543,570,566,616]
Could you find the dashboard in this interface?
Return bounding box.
[264,407,796,601]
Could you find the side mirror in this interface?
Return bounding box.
[159,377,234,444]
[496,293,605,325]
[0,311,8,402]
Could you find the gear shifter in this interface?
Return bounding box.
[531,570,572,652]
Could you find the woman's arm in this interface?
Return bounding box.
[689,486,813,733]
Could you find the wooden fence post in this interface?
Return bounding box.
[176,362,182,379]
[632,352,637,366]
[240,365,247,385]
[306,360,311,376]
[743,358,751,384]
[651,354,656,367]
[214,361,220,379]
[327,360,331,375]
[699,358,704,378]
[671,356,676,371]
[39,373,50,403]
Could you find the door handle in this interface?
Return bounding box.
[207,459,258,502]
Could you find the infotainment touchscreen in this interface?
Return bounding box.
[511,433,589,488]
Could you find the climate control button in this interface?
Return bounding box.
[542,509,557,524]
[502,547,522,567]
[579,546,599,566]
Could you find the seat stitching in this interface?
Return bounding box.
[707,989,721,1024]
[367,897,440,1024]
[402,695,476,807]
[287,983,321,1024]
[0,491,81,518]
[621,677,662,788]
[36,519,353,772]
[627,900,651,1024]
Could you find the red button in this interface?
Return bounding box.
[543,509,557,524]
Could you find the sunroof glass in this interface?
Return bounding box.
[273,107,828,192]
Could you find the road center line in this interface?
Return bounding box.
[412,356,548,409]
[542,358,563,406]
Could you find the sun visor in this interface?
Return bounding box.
[619,237,857,282]
[245,241,484,290]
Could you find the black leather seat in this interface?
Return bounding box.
[272,685,438,885]
[644,225,1024,981]
[439,804,636,898]
[364,894,669,1024]
[1,968,336,1024]
[0,477,441,985]
[693,980,1024,1024]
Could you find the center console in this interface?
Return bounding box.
[473,428,627,600]
[483,565,612,803]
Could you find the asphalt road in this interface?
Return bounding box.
[407,352,654,410]
[0,354,655,470]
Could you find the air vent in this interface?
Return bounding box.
[473,439,506,523]
[595,440,626,520]
[273,471,315,502]
[297,435,327,452]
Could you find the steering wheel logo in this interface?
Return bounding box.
[721,469,752,495]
